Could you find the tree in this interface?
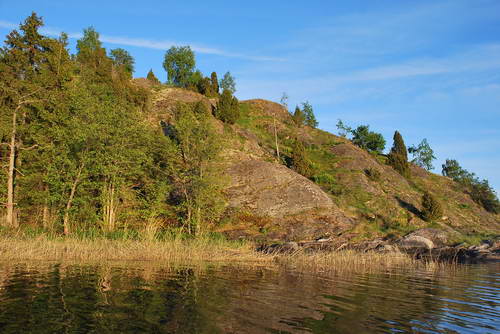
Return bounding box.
[336,119,352,138]
[442,159,472,180]
[162,46,195,87]
[280,92,289,109]
[441,159,499,213]
[147,69,161,85]
[215,89,239,124]
[301,101,318,128]
[220,71,236,94]
[110,48,135,76]
[408,139,436,170]
[292,106,305,126]
[290,139,311,177]
[0,13,51,227]
[387,131,410,178]
[421,191,443,222]
[169,104,225,234]
[351,125,386,153]
[210,72,219,95]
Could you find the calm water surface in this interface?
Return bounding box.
[0,261,498,333]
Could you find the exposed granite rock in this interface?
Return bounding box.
[226,160,335,218]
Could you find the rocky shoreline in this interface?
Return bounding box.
[257,228,500,264]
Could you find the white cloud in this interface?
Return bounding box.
[0,19,284,62]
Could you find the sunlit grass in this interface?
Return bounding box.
[0,229,455,275]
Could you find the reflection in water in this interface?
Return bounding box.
[0,262,498,333]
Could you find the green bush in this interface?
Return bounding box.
[421,191,443,222]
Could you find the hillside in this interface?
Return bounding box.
[148,86,499,246]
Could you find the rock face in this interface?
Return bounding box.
[226,160,335,218]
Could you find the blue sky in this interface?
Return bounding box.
[1,0,499,194]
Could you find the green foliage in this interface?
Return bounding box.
[301,101,318,128]
[336,119,352,138]
[220,71,236,94]
[292,105,305,126]
[210,72,219,95]
[351,125,386,153]
[409,138,435,170]
[169,104,226,234]
[162,46,195,87]
[441,159,472,180]
[110,48,135,76]
[442,159,500,213]
[421,191,443,222]
[215,89,239,124]
[193,101,209,115]
[290,139,311,177]
[280,92,289,109]
[146,69,161,85]
[387,131,410,178]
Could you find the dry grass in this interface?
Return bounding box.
[0,233,454,275]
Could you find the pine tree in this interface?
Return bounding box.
[292,106,305,126]
[421,191,443,222]
[147,69,161,85]
[387,131,410,178]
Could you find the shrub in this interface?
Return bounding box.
[146,69,161,85]
[421,191,444,222]
[352,125,386,153]
[215,89,239,124]
[290,139,311,177]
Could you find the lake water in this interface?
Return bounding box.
[0,262,498,333]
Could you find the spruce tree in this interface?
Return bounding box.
[215,89,239,124]
[421,191,443,222]
[387,131,410,178]
[147,69,161,85]
[292,106,305,126]
[210,72,219,95]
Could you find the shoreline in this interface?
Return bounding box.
[0,235,461,274]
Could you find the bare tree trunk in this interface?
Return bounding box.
[102,181,117,232]
[5,106,19,228]
[63,162,84,235]
[273,115,280,161]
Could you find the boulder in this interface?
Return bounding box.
[403,228,450,247]
[398,235,435,250]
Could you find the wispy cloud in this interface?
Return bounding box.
[0,19,284,62]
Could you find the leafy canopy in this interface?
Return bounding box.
[162,46,195,87]
[408,138,436,170]
[220,71,236,94]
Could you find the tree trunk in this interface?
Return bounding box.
[5,106,19,228]
[273,115,280,160]
[102,181,117,232]
[63,162,84,235]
